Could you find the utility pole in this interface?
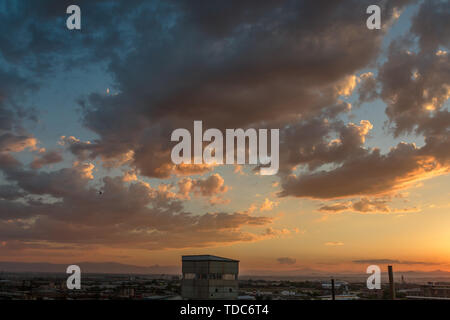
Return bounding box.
[331,278,336,300]
[388,265,395,300]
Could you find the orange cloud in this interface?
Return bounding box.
[324,241,344,246]
[177,173,230,204]
[318,197,420,214]
[260,198,279,212]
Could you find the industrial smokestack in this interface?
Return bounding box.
[331,278,336,300]
[388,265,395,300]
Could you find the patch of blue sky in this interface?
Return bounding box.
[345,2,426,154]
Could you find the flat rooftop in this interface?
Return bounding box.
[182,255,239,262]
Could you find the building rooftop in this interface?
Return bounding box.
[182,255,239,262]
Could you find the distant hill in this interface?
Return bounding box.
[0,261,179,275]
[239,268,450,283]
[1,261,449,283]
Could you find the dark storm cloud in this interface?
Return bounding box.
[278,118,372,174]
[378,39,450,137]
[369,0,450,138]
[280,141,447,199]
[281,0,449,199]
[0,184,25,200]
[0,161,273,249]
[357,72,378,104]
[4,0,449,253]
[2,162,95,198]
[68,0,409,178]
[3,0,431,194]
[0,153,21,169]
[410,0,450,53]
[30,150,63,169]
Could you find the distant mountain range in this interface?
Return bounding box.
[239,268,450,283]
[0,261,449,282]
[0,261,180,275]
[241,268,450,277]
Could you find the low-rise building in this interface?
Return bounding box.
[181,255,239,299]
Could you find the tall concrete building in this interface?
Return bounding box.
[181,255,239,299]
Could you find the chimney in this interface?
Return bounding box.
[331,278,336,300]
[388,265,395,300]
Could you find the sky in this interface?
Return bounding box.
[0,0,449,274]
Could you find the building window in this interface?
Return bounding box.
[222,274,236,280]
[183,273,196,279]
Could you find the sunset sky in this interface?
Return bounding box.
[0,0,449,274]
